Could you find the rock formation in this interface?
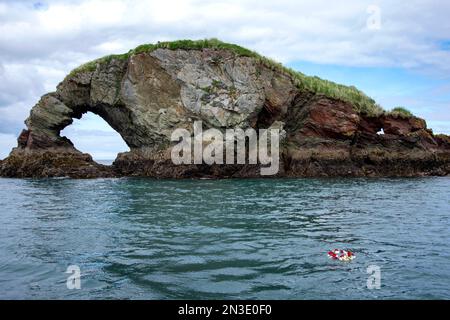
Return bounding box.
[1,40,449,178]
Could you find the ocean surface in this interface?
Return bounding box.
[0,176,449,299]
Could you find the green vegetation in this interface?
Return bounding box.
[67,52,129,78]
[388,106,414,118]
[200,85,213,95]
[286,70,383,116]
[67,38,411,117]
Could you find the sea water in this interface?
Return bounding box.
[0,177,449,299]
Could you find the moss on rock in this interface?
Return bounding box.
[388,106,414,118]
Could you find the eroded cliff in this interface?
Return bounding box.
[1,40,449,178]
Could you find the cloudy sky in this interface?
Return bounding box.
[1,0,449,160]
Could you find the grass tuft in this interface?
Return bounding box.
[67,38,409,117]
[388,106,414,118]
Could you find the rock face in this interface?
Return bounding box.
[1,47,449,178]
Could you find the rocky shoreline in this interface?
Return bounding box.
[1,41,449,178]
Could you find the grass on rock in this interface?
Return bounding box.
[68,39,409,117]
[387,106,414,118]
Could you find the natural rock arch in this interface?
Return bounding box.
[60,111,129,162]
[1,42,449,178]
[13,49,295,169]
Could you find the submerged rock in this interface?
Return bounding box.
[1,40,449,178]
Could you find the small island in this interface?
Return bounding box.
[1,39,449,178]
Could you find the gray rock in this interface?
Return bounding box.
[1,46,449,178]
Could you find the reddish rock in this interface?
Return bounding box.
[358,116,383,135]
[413,129,438,147]
[382,114,426,136]
[409,117,427,131]
[17,130,30,148]
[435,134,450,148]
[297,97,360,140]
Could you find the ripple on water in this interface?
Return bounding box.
[0,177,449,299]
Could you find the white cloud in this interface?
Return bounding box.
[0,133,17,160]
[1,0,449,69]
[60,112,129,160]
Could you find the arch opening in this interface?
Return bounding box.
[60,111,129,165]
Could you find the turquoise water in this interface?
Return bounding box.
[0,177,449,299]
